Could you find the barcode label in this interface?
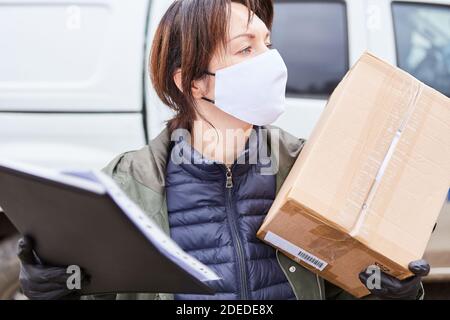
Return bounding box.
[296,247,327,271]
[264,231,328,271]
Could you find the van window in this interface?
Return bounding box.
[392,2,450,97]
[271,1,349,98]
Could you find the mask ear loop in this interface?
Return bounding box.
[201,97,215,104]
[201,71,216,104]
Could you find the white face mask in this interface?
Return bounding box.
[202,49,288,126]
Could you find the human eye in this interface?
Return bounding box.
[238,46,252,55]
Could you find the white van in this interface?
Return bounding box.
[1,0,449,169]
[0,0,449,298]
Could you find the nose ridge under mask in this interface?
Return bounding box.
[202,49,288,126]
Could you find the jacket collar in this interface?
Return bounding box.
[145,125,304,195]
[170,125,271,179]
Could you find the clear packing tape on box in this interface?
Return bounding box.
[350,80,423,238]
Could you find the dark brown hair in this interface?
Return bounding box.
[150,0,274,134]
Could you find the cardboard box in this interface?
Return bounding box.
[257,52,450,298]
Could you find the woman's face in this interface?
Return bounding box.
[199,2,272,103]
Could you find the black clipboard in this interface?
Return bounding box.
[0,160,219,295]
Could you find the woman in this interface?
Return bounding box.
[17,0,429,300]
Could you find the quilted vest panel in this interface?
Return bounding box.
[165,126,295,300]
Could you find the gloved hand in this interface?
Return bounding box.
[17,237,86,300]
[359,259,430,300]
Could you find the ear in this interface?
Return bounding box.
[173,68,183,93]
[191,78,205,100]
[174,68,211,99]
[192,75,212,100]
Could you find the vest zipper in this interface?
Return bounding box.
[224,165,249,300]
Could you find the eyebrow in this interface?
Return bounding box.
[229,31,271,42]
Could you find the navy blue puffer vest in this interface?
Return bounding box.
[165,126,295,300]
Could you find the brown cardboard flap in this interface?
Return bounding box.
[258,200,413,298]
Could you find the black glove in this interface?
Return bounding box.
[17,237,86,300]
[359,259,430,300]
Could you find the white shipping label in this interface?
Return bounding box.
[265,231,328,271]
